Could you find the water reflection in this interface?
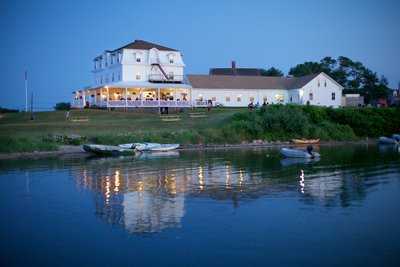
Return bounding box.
[67,145,400,234]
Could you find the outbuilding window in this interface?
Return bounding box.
[309,93,313,101]
[237,97,241,102]
[332,92,335,100]
[226,96,230,102]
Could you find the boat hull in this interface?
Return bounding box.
[378,137,398,145]
[83,144,137,156]
[280,148,320,159]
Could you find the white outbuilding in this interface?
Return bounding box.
[188,72,343,107]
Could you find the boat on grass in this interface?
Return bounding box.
[119,143,180,152]
[83,144,137,156]
[378,136,399,145]
[280,147,320,159]
[291,138,320,144]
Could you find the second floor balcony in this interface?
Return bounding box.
[149,74,184,83]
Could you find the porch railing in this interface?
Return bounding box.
[72,99,208,108]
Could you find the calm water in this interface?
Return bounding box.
[1,145,400,267]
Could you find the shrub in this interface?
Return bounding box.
[54,102,71,111]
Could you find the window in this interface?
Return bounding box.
[111,73,114,82]
[290,96,293,102]
[136,57,141,63]
[100,76,103,84]
[249,97,255,102]
[110,55,114,64]
[237,97,241,102]
[226,96,230,102]
[168,53,174,64]
[168,72,174,80]
[331,92,335,100]
[309,92,313,100]
[94,61,97,70]
[318,80,320,87]
[136,74,141,80]
[118,72,121,81]
[263,97,268,102]
[324,80,327,87]
[275,94,284,103]
[170,58,174,64]
[212,97,216,101]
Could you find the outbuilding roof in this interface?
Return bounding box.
[187,73,319,90]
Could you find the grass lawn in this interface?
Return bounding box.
[0,108,245,152]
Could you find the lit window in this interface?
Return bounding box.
[309,92,313,100]
[212,97,216,101]
[275,94,284,103]
[331,92,335,100]
[226,96,230,102]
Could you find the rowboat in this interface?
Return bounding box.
[83,144,137,156]
[280,147,320,159]
[291,138,320,144]
[119,143,180,152]
[378,137,399,145]
[392,134,400,141]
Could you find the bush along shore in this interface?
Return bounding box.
[0,105,399,154]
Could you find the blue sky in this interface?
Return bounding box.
[1,0,399,109]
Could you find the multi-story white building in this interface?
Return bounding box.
[72,40,193,109]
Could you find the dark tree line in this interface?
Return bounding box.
[265,56,392,104]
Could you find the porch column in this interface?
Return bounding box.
[106,86,109,110]
[158,87,161,114]
[82,91,86,108]
[125,88,128,111]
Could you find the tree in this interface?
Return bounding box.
[288,62,323,77]
[262,67,284,77]
[54,102,71,111]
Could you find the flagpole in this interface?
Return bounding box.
[25,71,28,112]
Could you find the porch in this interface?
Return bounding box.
[72,85,208,108]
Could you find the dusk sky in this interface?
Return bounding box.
[1,0,399,109]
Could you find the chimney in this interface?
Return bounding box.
[231,60,237,75]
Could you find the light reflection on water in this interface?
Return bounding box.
[64,145,400,234]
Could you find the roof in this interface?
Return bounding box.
[187,73,320,90]
[209,68,265,76]
[109,40,178,52]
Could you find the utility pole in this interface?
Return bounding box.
[25,70,28,112]
[30,91,34,120]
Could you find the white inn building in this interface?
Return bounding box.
[72,40,343,109]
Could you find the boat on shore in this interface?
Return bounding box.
[119,143,180,152]
[83,144,137,156]
[291,138,320,144]
[280,147,320,159]
[378,136,399,145]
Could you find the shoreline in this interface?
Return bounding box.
[0,139,376,161]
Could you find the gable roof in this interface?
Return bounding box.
[109,40,178,52]
[187,73,319,90]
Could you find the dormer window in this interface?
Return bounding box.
[134,52,142,63]
[168,53,175,64]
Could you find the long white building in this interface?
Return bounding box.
[188,72,343,108]
[72,40,343,109]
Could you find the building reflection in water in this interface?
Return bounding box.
[73,155,371,234]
